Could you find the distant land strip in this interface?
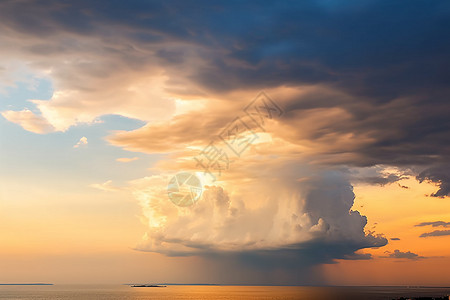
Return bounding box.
[0,283,53,285]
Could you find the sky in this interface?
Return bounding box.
[0,0,449,285]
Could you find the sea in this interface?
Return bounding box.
[0,285,449,300]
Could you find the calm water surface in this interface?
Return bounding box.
[0,285,449,300]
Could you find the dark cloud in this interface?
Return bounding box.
[420,230,450,238]
[138,236,380,285]
[390,238,401,241]
[417,165,450,197]
[1,0,449,175]
[397,183,409,189]
[381,249,425,260]
[345,166,410,187]
[219,238,378,270]
[342,252,373,260]
[359,174,407,186]
[415,221,450,228]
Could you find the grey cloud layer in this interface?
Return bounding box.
[1,0,449,172]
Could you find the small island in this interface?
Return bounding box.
[131,284,166,288]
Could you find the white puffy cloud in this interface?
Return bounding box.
[73,136,88,148]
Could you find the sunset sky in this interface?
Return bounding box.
[0,0,449,286]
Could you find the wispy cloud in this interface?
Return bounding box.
[415,221,450,228]
[89,180,121,192]
[419,230,450,238]
[116,157,139,163]
[1,109,55,134]
[415,221,450,238]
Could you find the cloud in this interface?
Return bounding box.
[381,250,425,260]
[415,221,450,228]
[341,252,373,260]
[397,183,409,189]
[116,157,139,163]
[349,166,409,186]
[419,230,450,238]
[360,174,406,186]
[107,104,231,154]
[416,219,450,243]
[89,180,121,192]
[132,167,386,273]
[417,165,450,198]
[0,0,448,177]
[0,1,179,132]
[73,136,88,148]
[390,238,401,241]
[1,109,55,134]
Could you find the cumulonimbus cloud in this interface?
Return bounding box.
[132,159,386,266]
